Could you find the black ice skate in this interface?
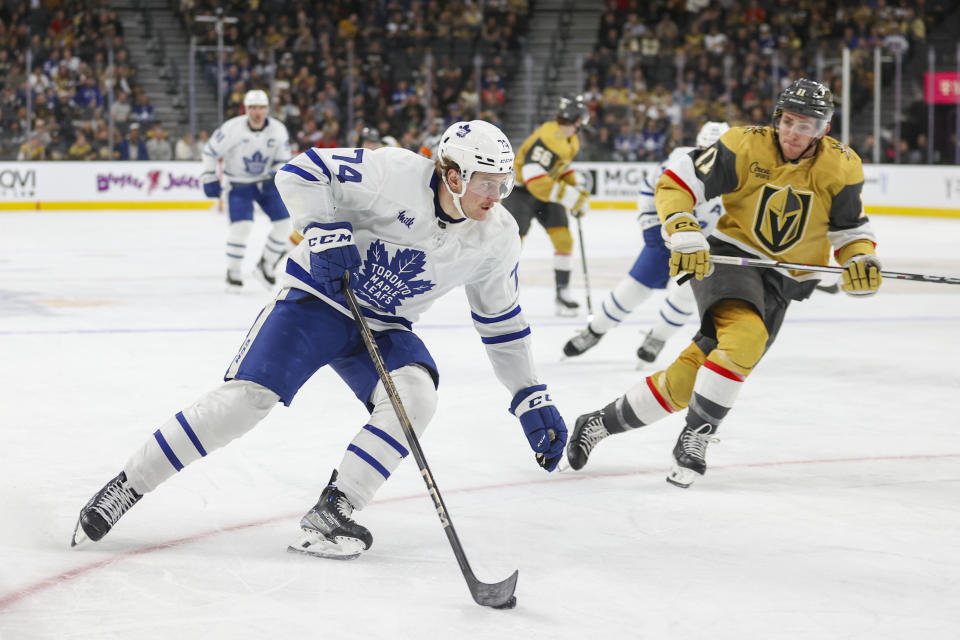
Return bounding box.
[71,471,142,547]
[287,470,372,560]
[666,423,719,488]
[636,331,666,363]
[563,325,603,357]
[566,409,611,471]
[254,257,276,288]
[555,287,580,317]
[225,269,243,293]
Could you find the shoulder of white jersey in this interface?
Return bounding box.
[220,115,249,134]
[367,146,437,205]
[482,204,522,260]
[666,146,695,164]
[265,117,290,139]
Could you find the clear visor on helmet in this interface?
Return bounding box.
[776,111,828,138]
[465,171,515,200]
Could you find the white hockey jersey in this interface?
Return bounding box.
[637,146,724,235]
[201,116,291,185]
[274,146,538,394]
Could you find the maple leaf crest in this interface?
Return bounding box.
[243,150,268,175]
[355,240,435,313]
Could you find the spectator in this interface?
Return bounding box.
[110,91,132,125]
[73,75,104,112]
[174,132,200,161]
[131,93,155,125]
[17,132,46,161]
[295,118,325,151]
[68,130,97,160]
[46,128,68,160]
[115,122,148,160]
[146,122,172,160]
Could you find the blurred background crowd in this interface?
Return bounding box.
[0,0,956,164]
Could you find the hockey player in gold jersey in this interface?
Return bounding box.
[566,78,883,487]
[503,95,591,316]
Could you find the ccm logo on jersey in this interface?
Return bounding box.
[308,232,353,249]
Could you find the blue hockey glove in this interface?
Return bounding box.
[202,179,222,198]
[510,385,568,472]
[304,222,361,298]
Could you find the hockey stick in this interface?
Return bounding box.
[574,213,594,316]
[340,272,519,608]
[709,254,960,285]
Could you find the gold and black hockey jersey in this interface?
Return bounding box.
[655,126,876,281]
[514,121,580,202]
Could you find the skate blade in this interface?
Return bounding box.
[286,530,365,560]
[70,519,90,548]
[554,306,579,318]
[556,455,572,473]
[665,465,701,489]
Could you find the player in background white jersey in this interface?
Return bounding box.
[563,122,730,363]
[201,89,296,291]
[72,120,568,560]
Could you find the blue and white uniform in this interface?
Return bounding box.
[201,114,294,283]
[262,146,537,396]
[632,146,724,289]
[583,147,726,348]
[125,145,546,514]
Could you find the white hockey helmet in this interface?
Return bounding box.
[437,120,515,201]
[243,89,269,108]
[696,121,730,148]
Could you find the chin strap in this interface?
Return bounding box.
[441,175,468,219]
[775,131,823,162]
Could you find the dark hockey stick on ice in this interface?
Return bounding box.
[340,272,519,609]
[574,213,594,316]
[709,254,960,285]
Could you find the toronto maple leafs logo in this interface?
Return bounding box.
[243,150,268,175]
[355,240,435,313]
[456,123,471,138]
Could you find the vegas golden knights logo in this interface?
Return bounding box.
[753,184,812,254]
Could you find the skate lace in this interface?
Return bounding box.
[577,414,610,453]
[680,424,719,460]
[332,493,355,521]
[96,480,139,526]
[571,328,600,350]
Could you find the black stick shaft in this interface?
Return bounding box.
[575,214,593,315]
[710,254,960,285]
[340,272,518,607]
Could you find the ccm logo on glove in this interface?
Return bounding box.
[308,231,353,249]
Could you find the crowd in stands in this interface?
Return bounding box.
[0,0,202,161]
[179,0,529,157]
[1,0,955,163]
[576,0,950,163]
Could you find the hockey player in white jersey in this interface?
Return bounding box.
[72,120,568,560]
[563,122,730,363]
[201,89,295,291]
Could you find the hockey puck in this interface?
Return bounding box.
[492,596,517,610]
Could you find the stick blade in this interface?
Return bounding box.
[468,569,519,608]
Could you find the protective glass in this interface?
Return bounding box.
[466,171,515,200]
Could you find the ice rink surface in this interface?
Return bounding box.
[1,206,959,639]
